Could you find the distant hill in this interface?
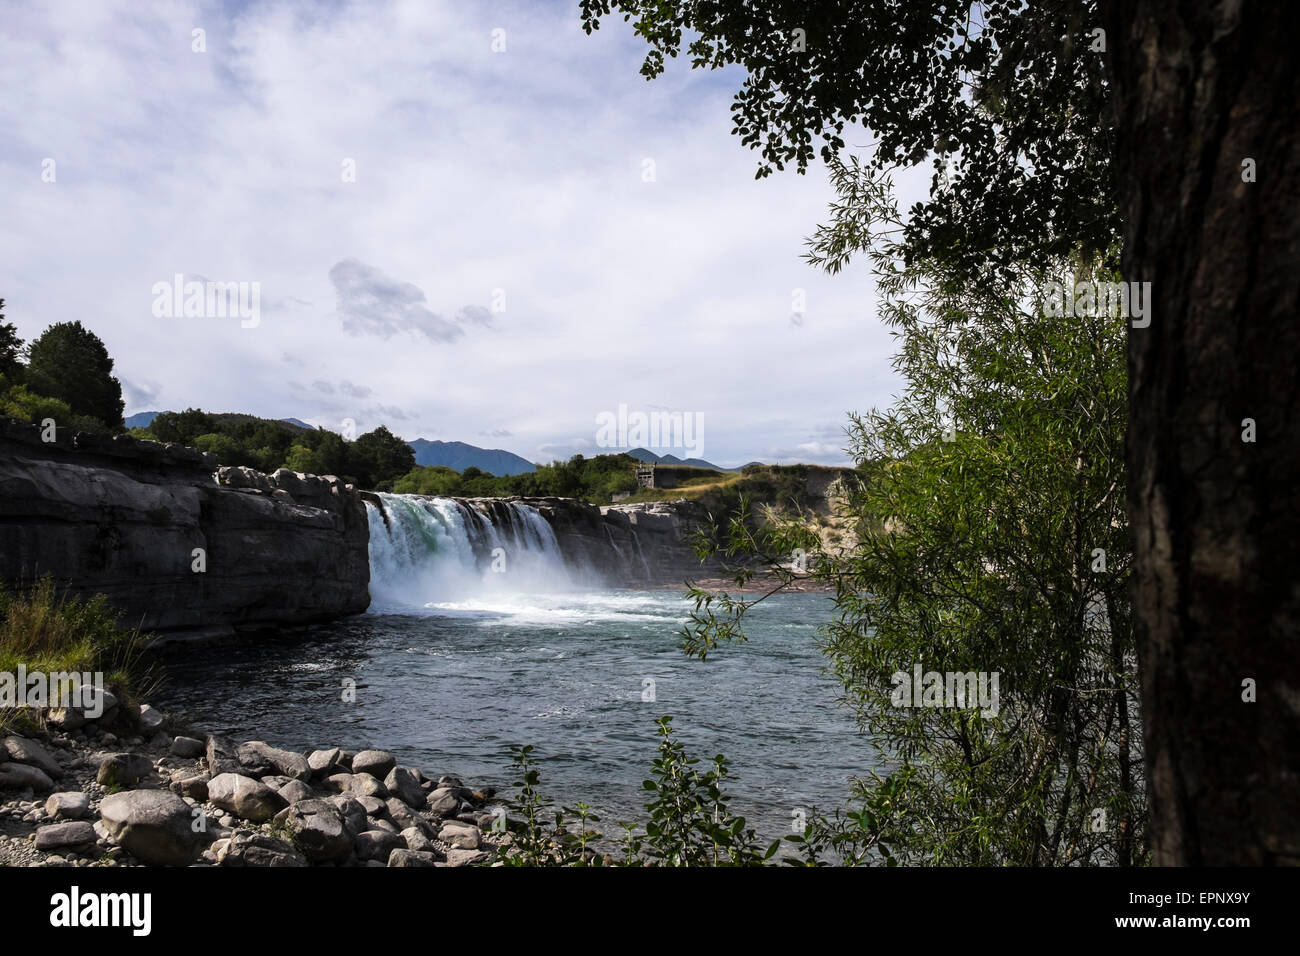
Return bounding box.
[409,439,536,476]
[124,411,160,429]
[626,447,737,472]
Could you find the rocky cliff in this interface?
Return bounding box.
[0,420,370,639]
[1,418,725,640]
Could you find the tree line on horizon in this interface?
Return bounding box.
[0,310,849,506]
[0,301,416,490]
[138,407,415,491]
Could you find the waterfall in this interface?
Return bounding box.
[365,494,574,610]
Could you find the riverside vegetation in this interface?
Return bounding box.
[679,245,1142,865]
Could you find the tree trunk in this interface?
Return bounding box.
[1102,0,1300,864]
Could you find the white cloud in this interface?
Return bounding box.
[330,258,465,344]
[537,437,593,458]
[0,0,916,466]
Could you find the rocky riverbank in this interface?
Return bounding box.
[0,696,507,867]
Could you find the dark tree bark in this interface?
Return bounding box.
[1102,0,1300,864]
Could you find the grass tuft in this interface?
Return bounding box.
[0,576,160,733]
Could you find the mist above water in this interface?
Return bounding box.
[366,494,582,610]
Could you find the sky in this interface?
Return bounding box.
[1,0,927,468]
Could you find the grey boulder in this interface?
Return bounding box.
[354,828,404,863]
[3,736,64,779]
[438,822,482,850]
[0,763,55,792]
[401,826,435,853]
[351,750,396,779]
[177,775,210,801]
[99,789,200,866]
[425,787,466,817]
[385,766,425,808]
[329,794,368,838]
[215,830,308,867]
[277,779,315,804]
[44,791,91,820]
[35,821,97,850]
[97,752,154,787]
[84,686,120,718]
[386,798,433,837]
[444,848,490,867]
[46,707,86,731]
[236,741,311,781]
[388,848,439,867]
[135,704,166,734]
[170,736,205,758]
[207,772,288,822]
[346,773,388,800]
[275,798,352,863]
[205,735,241,776]
[307,748,344,777]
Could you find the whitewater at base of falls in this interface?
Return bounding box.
[365,494,585,612]
[152,588,868,852]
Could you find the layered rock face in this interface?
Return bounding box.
[599,500,718,582]
[0,420,369,637]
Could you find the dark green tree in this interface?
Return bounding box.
[682,240,1139,864]
[147,408,214,444]
[531,459,565,498]
[350,425,416,490]
[580,0,1117,283]
[0,299,23,380]
[310,429,352,479]
[25,321,124,429]
[392,464,463,497]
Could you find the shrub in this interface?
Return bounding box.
[501,716,778,867]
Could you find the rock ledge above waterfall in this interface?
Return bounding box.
[0,420,371,637]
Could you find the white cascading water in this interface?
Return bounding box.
[365,494,576,612]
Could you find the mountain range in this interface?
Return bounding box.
[408,439,535,476]
[624,448,739,472]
